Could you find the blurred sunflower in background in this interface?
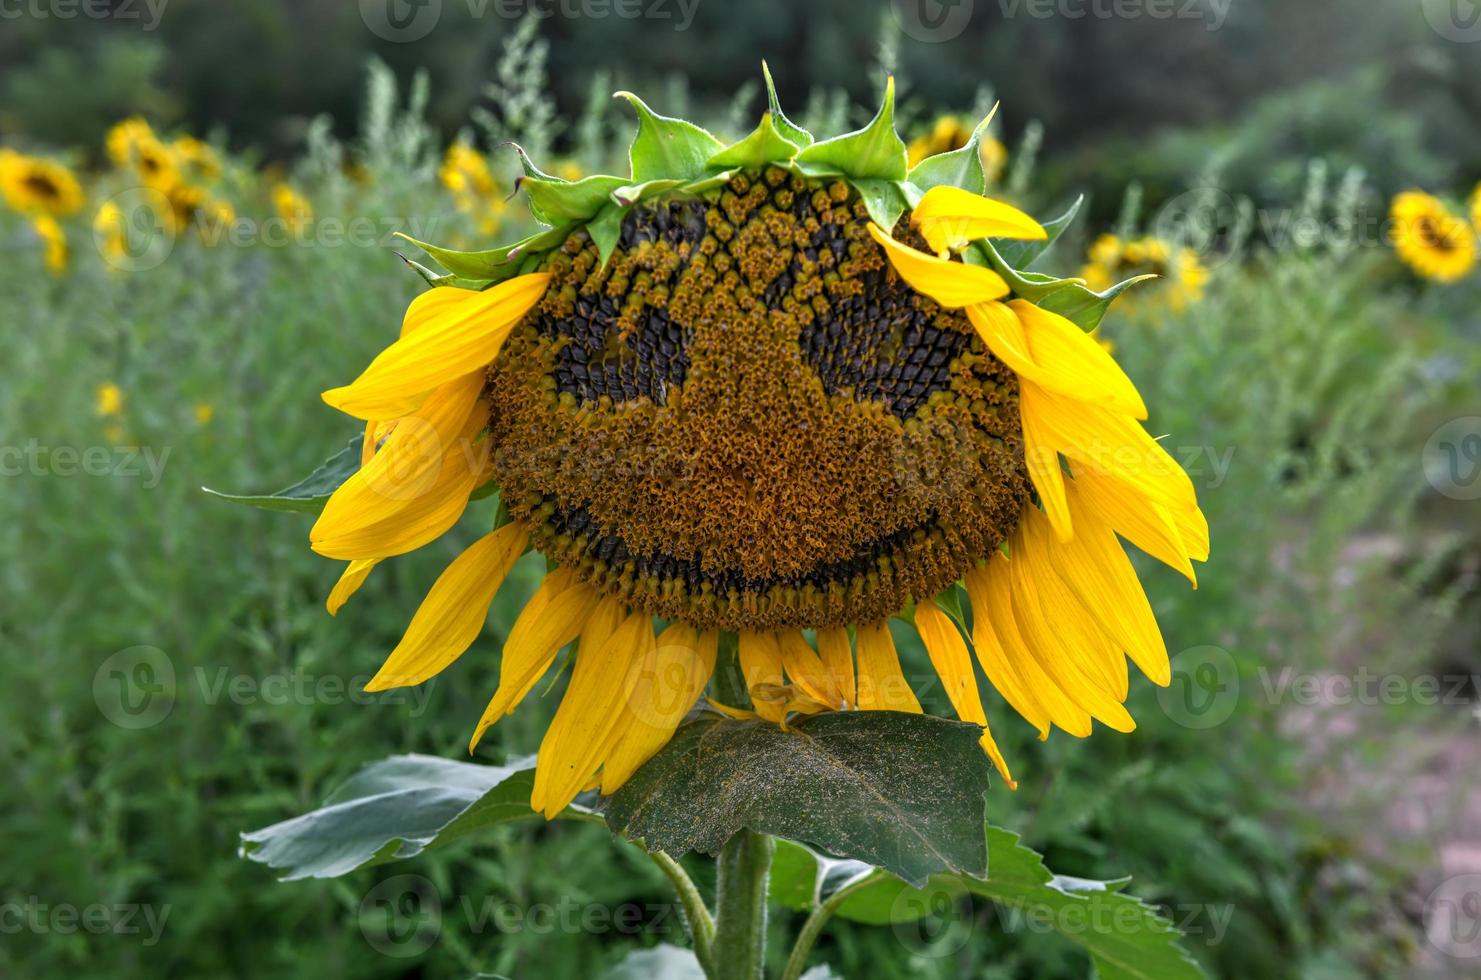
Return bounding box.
[440,142,505,234]
[300,78,1208,817]
[31,214,68,275]
[1468,182,1481,235]
[1390,190,1476,283]
[1081,233,1209,312]
[907,115,1006,185]
[105,117,234,240]
[271,182,313,233]
[0,149,84,218]
[106,118,180,191]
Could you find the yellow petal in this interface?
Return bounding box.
[322,274,550,421]
[867,224,1009,308]
[962,565,1051,737]
[738,631,787,723]
[815,627,856,709]
[531,611,653,817]
[599,625,718,793]
[326,559,378,616]
[914,598,1015,788]
[1069,464,1201,586]
[309,402,488,565]
[912,185,1047,254]
[364,522,529,692]
[1018,382,1073,541]
[468,569,600,748]
[1003,300,1147,420]
[777,631,844,709]
[854,622,922,713]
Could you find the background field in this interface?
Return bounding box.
[2,1,1480,977]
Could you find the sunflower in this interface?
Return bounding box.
[93,201,127,266]
[172,135,222,180]
[31,214,68,275]
[0,149,85,218]
[271,182,313,232]
[105,118,179,191]
[307,75,1208,817]
[1390,191,1477,284]
[907,115,1006,185]
[440,142,505,234]
[1080,234,1208,313]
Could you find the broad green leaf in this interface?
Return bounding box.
[762,61,813,147]
[991,195,1084,270]
[962,827,1207,980]
[617,91,726,183]
[240,755,595,880]
[851,178,907,230]
[602,711,993,887]
[796,76,908,181]
[203,436,362,514]
[708,113,802,170]
[601,945,705,980]
[907,112,995,197]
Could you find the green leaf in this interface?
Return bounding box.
[203,436,362,514]
[962,827,1207,979]
[769,839,964,926]
[601,945,706,980]
[396,225,570,282]
[617,91,726,183]
[796,76,908,182]
[708,113,803,170]
[991,195,1083,270]
[907,114,993,197]
[1034,275,1155,333]
[519,172,629,227]
[602,711,993,887]
[587,201,631,266]
[850,178,907,230]
[240,755,596,880]
[762,61,813,147]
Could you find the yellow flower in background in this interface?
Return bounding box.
[194,402,215,425]
[309,173,1208,815]
[1391,191,1477,284]
[0,149,85,217]
[94,201,127,265]
[907,116,1007,185]
[439,142,505,234]
[554,160,584,182]
[1081,233,1209,313]
[96,383,124,417]
[172,135,222,180]
[1468,183,1481,235]
[163,182,234,236]
[271,182,313,231]
[32,214,67,275]
[106,118,179,191]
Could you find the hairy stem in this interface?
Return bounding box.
[648,850,716,974]
[711,830,774,980]
[779,872,884,980]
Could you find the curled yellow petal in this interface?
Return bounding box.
[364,522,529,692]
[867,224,1009,308]
[815,627,856,709]
[914,598,1015,788]
[912,185,1047,255]
[322,274,550,422]
[777,631,844,709]
[738,631,787,723]
[326,559,378,616]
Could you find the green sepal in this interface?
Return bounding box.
[991,195,1083,270]
[851,178,907,230]
[796,75,908,182]
[707,113,803,170]
[762,61,813,147]
[613,178,685,208]
[907,107,997,196]
[203,437,363,514]
[1035,274,1157,333]
[395,224,571,282]
[518,169,629,227]
[396,252,492,291]
[617,91,726,183]
[587,201,631,267]
[679,171,737,196]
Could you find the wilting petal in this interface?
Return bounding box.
[326,559,378,616]
[914,597,1015,788]
[815,627,856,709]
[777,630,844,709]
[912,185,1046,255]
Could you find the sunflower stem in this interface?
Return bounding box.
[711,829,773,980]
[648,851,716,973]
[778,872,883,980]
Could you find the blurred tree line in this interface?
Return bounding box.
[1,0,1478,205]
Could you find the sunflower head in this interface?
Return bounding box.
[278,68,1208,816]
[106,118,180,191]
[1391,190,1477,284]
[0,149,85,218]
